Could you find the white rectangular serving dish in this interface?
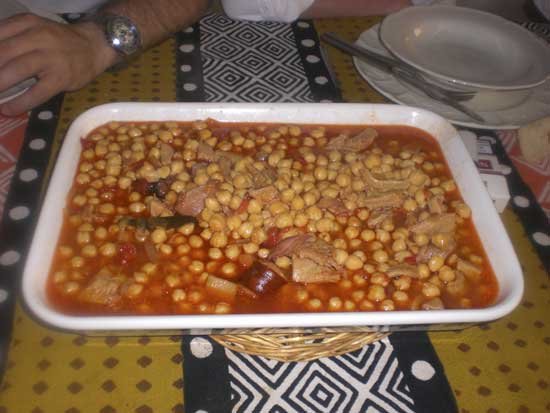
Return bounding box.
[22,102,524,334]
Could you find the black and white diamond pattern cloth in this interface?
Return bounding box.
[199,13,315,102]
[227,339,414,413]
[182,333,457,413]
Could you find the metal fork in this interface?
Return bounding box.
[320,32,476,102]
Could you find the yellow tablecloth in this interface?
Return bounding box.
[1,16,548,413]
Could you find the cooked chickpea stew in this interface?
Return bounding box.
[47,120,498,315]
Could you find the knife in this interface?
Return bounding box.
[320,32,485,123]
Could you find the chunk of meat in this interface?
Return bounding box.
[386,264,419,278]
[362,169,409,192]
[174,182,217,217]
[325,128,378,152]
[446,271,468,296]
[296,236,340,269]
[416,240,456,263]
[289,236,343,283]
[159,142,174,165]
[196,142,216,162]
[245,163,277,188]
[268,234,313,260]
[427,195,446,214]
[457,259,482,280]
[78,269,126,306]
[317,197,349,215]
[215,151,244,179]
[206,274,239,302]
[409,213,456,236]
[292,257,342,283]
[367,210,392,229]
[240,260,289,295]
[360,192,404,210]
[249,185,279,204]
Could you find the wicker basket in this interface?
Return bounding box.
[211,330,389,362]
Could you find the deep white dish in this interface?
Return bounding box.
[379,6,550,90]
[22,102,523,333]
[354,24,550,129]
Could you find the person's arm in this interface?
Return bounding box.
[0,0,209,116]
[301,0,411,19]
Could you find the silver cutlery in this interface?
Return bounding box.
[321,32,484,122]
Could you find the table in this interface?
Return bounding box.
[0,13,548,413]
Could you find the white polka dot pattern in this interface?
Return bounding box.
[9,206,30,221]
[532,232,550,246]
[37,111,53,120]
[0,289,8,303]
[513,196,530,208]
[29,139,46,150]
[301,39,315,47]
[190,337,213,358]
[411,360,436,381]
[514,195,529,208]
[0,250,21,266]
[19,169,39,182]
[314,76,328,85]
[179,44,195,53]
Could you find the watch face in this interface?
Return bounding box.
[105,15,141,56]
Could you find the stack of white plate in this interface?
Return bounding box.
[354,6,550,129]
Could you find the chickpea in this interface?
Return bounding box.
[151,228,168,244]
[63,281,80,295]
[375,229,391,243]
[379,299,395,311]
[345,255,363,271]
[391,239,407,253]
[344,226,360,240]
[316,218,334,233]
[188,260,205,274]
[441,179,456,192]
[360,229,375,242]
[372,249,389,263]
[393,291,409,303]
[422,282,441,298]
[403,199,418,212]
[189,235,204,248]
[367,285,386,302]
[81,245,97,258]
[210,232,228,248]
[275,256,291,269]
[99,243,116,257]
[455,202,471,218]
[225,245,241,260]
[328,297,343,311]
[438,266,456,282]
[432,233,452,249]
[306,298,323,311]
[221,262,237,278]
[428,255,445,272]
[414,233,429,246]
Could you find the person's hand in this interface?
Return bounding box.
[0,13,118,116]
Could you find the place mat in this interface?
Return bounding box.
[182,333,456,413]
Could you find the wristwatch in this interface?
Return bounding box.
[91,13,142,57]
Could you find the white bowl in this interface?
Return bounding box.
[380,6,550,91]
[21,102,524,334]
